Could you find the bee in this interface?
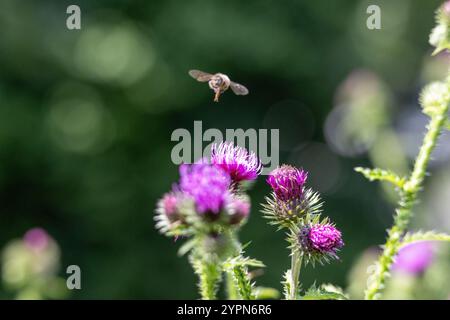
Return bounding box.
[189,70,249,102]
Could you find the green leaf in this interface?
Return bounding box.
[177,238,197,256]
[445,119,450,130]
[400,231,450,248]
[301,283,348,300]
[355,167,406,188]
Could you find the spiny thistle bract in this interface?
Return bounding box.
[179,163,231,215]
[429,1,450,54]
[211,141,262,183]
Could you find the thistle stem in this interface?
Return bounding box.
[288,250,302,300]
[226,272,239,300]
[196,258,221,300]
[365,97,449,300]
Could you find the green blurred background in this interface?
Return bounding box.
[0,0,449,299]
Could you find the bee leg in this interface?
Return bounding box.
[214,90,221,102]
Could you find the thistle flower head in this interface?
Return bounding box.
[226,196,251,225]
[179,163,231,214]
[159,192,182,222]
[443,1,450,18]
[266,165,307,202]
[155,191,192,235]
[393,242,435,275]
[297,222,344,265]
[211,142,262,183]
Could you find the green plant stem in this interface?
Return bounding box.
[365,105,449,300]
[288,250,302,300]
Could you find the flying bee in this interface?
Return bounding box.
[188,70,249,102]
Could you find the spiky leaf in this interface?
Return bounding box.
[301,283,348,300]
[254,287,280,300]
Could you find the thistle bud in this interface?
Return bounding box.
[155,192,190,235]
[266,165,307,202]
[211,141,262,184]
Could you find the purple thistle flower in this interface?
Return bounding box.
[179,163,231,214]
[211,142,262,183]
[227,197,251,225]
[393,242,435,275]
[267,165,308,202]
[300,224,344,256]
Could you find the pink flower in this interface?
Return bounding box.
[24,228,50,252]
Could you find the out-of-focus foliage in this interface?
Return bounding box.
[347,244,450,299]
[0,0,448,298]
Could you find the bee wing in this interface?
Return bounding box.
[189,70,213,82]
[230,81,249,95]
